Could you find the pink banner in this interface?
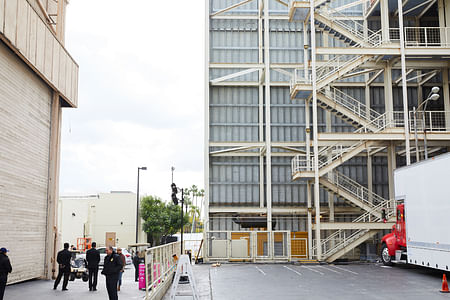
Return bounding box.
[139,264,146,290]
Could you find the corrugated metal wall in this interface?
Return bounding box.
[0,40,52,283]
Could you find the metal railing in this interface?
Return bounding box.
[356,111,405,133]
[410,111,450,132]
[145,242,181,300]
[311,198,396,259]
[291,140,366,174]
[327,170,387,207]
[318,8,382,47]
[206,231,291,261]
[389,27,450,47]
[292,110,449,176]
[291,10,382,89]
[322,87,382,124]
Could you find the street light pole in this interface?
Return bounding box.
[171,166,175,184]
[413,87,440,161]
[136,166,147,243]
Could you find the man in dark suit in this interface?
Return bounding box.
[53,243,72,291]
[0,247,12,300]
[132,251,141,282]
[86,242,100,291]
[101,246,123,300]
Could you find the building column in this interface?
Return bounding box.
[307,181,313,260]
[263,0,273,258]
[387,142,396,200]
[443,69,450,131]
[310,0,322,261]
[45,93,62,280]
[384,63,393,125]
[380,0,390,43]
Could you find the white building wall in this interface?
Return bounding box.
[59,192,146,249]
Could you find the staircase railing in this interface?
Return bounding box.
[318,8,382,46]
[322,87,382,123]
[327,170,386,207]
[311,198,396,258]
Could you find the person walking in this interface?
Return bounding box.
[0,248,12,300]
[101,246,122,300]
[53,243,71,291]
[117,248,126,291]
[86,242,100,291]
[132,251,140,282]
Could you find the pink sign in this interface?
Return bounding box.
[139,264,146,290]
[153,263,161,286]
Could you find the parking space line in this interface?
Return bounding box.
[284,266,302,276]
[255,266,266,276]
[317,265,341,274]
[301,265,324,275]
[330,265,359,275]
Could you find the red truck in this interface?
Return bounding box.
[380,203,406,265]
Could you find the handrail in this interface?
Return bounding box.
[312,198,396,258]
[389,27,450,48]
[322,87,382,123]
[327,170,386,207]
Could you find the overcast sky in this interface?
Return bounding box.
[59,1,205,202]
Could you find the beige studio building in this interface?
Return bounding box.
[0,0,78,283]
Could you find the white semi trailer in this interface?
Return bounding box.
[380,152,450,271]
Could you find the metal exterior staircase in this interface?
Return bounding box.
[312,198,397,262]
[292,140,383,179]
[319,170,386,218]
[288,0,399,262]
[317,88,382,131]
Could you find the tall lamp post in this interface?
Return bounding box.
[171,183,184,254]
[413,87,440,161]
[136,166,147,243]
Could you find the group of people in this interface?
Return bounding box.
[0,243,142,300]
[53,242,127,300]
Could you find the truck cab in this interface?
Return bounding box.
[380,203,406,265]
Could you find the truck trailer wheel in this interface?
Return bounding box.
[381,243,393,266]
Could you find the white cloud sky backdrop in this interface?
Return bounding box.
[60,1,205,201]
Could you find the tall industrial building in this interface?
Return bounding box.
[0,0,78,283]
[205,0,450,262]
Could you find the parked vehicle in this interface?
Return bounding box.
[380,153,450,271]
[69,256,88,282]
[78,247,132,265]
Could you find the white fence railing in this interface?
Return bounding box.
[410,111,450,132]
[206,231,291,261]
[390,27,450,47]
[145,242,181,300]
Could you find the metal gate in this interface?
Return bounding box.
[291,232,308,259]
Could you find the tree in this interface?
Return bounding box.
[140,195,189,246]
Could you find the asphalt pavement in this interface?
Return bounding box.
[4,262,450,300]
[4,265,145,300]
[209,263,450,300]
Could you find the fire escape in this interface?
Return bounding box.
[288,0,450,262]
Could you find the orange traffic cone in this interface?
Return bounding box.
[440,274,450,293]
